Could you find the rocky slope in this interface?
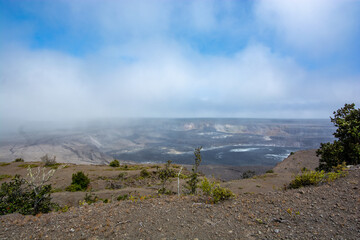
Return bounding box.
[0,150,359,239]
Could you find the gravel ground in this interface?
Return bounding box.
[1,166,359,240]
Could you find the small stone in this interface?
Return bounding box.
[274,229,280,233]
[258,231,262,234]
[70,228,75,232]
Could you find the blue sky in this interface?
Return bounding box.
[1,0,360,124]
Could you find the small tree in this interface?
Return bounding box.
[66,171,90,191]
[186,147,202,194]
[158,160,175,194]
[0,166,58,215]
[26,166,56,213]
[109,159,120,167]
[317,103,360,171]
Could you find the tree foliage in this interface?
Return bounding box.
[158,160,175,194]
[109,159,120,167]
[66,171,90,191]
[200,177,234,203]
[317,103,360,171]
[0,175,55,215]
[186,147,202,194]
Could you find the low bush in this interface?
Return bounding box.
[84,192,99,204]
[41,154,57,167]
[66,171,90,191]
[140,169,150,178]
[65,184,83,192]
[14,158,24,162]
[0,175,57,215]
[117,172,127,179]
[117,194,129,201]
[289,163,347,189]
[242,170,255,179]
[266,169,274,173]
[158,160,176,194]
[18,164,38,168]
[200,177,234,203]
[109,159,120,167]
[289,170,325,189]
[0,174,12,181]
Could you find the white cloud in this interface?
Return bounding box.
[255,0,359,57]
[1,40,330,121]
[1,0,359,127]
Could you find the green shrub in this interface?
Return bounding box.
[212,185,234,203]
[117,194,129,201]
[117,172,127,179]
[65,184,83,192]
[14,158,24,162]
[301,167,308,172]
[140,169,150,178]
[242,170,255,179]
[84,192,99,204]
[185,147,202,194]
[109,159,120,167]
[266,169,274,173]
[66,171,90,191]
[0,175,56,215]
[158,160,175,194]
[200,177,234,203]
[0,163,10,167]
[158,188,172,195]
[289,170,325,189]
[18,164,38,168]
[289,164,347,189]
[0,174,12,181]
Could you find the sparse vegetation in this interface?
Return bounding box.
[0,174,12,180]
[289,163,347,189]
[140,169,150,178]
[158,160,175,194]
[115,164,145,171]
[66,171,90,192]
[117,194,129,201]
[200,177,234,203]
[186,147,202,194]
[317,103,360,171]
[41,154,57,167]
[0,163,11,167]
[266,169,274,173]
[0,166,58,215]
[83,192,99,205]
[242,170,255,179]
[18,163,38,168]
[109,159,120,167]
[117,172,127,179]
